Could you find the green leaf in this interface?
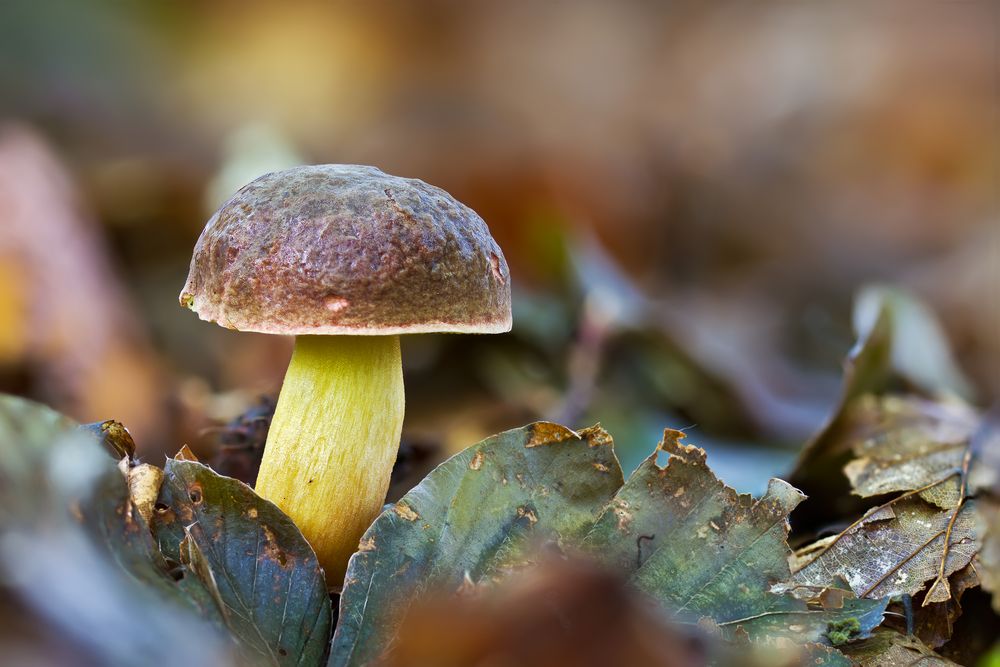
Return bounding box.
[331,422,625,667]
[152,459,332,667]
[330,423,885,666]
[0,394,234,667]
[81,451,227,625]
[580,430,885,643]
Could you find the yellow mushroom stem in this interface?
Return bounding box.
[255,334,404,586]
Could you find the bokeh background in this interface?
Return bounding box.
[0,0,996,491]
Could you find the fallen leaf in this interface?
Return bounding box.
[330,424,883,666]
[118,458,165,527]
[175,444,200,462]
[331,422,625,666]
[152,459,332,667]
[906,563,980,649]
[790,287,974,526]
[83,419,137,460]
[0,394,235,667]
[840,629,960,666]
[580,429,885,643]
[785,498,978,603]
[841,395,980,507]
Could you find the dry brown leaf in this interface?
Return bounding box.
[842,395,979,508]
[906,563,980,649]
[174,444,200,462]
[842,629,960,666]
[784,498,978,603]
[118,460,165,527]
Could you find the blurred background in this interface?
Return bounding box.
[0,0,996,492]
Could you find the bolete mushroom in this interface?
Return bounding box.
[180,165,511,584]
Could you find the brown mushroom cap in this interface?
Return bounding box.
[180,165,511,335]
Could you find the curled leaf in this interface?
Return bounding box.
[83,419,137,460]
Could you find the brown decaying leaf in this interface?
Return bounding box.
[174,444,200,462]
[842,395,979,507]
[785,497,978,604]
[904,563,980,649]
[786,385,989,617]
[842,629,960,666]
[788,288,975,533]
[118,458,165,527]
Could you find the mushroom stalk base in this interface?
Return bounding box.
[255,334,404,586]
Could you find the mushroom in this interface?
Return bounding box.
[180,165,511,584]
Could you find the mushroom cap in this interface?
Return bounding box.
[180,165,511,335]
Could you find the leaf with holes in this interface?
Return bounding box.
[153,459,332,667]
[330,424,886,666]
[783,498,978,604]
[330,422,625,667]
[579,430,886,644]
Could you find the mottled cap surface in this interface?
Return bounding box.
[180,165,511,335]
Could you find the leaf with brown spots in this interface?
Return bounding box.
[330,422,624,667]
[579,430,886,644]
[330,424,884,666]
[153,460,331,667]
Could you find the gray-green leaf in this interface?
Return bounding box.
[331,422,624,667]
[153,459,332,667]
